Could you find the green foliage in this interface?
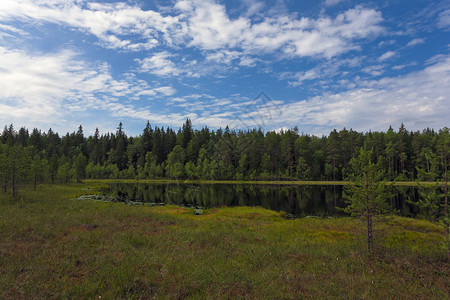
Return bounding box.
[343,145,391,251]
[74,153,87,182]
[296,157,311,180]
[407,128,449,254]
[57,162,72,183]
[184,161,198,179]
[409,170,441,221]
[260,153,272,175]
[30,153,48,190]
[344,146,391,217]
[165,145,185,178]
[4,145,30,198]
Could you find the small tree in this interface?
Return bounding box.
[57,162,71,183]
[74,153,87,183]
[343,145,391,252]
[49,154,59,183]
[30,154,44,191]
[3,145,30,199]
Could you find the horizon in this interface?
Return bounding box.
[1,120,446,139]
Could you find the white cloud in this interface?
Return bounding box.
[0,23,26,35]
[362,64,384,76]
[292,69,321,83]
[0,0,178,51]
[0,47,176,129]
[0,0,384,60]
[0,22,28,41]
[247,6,383,58]
[391,62,417,70]
[288,57,362,86]
[100,101,188,127]
[272,54,450,134]
[242,0,265,17]
[272,127,290,133]
[176,0,250,50]
[184,3,383,59]
[377,50,396,62]
[238,56,259,67]
[205,50,241,65]
[325,0,345,7]
[153,86,176,96]
[136,51,201,77]
[136,52,181,76]
[438,9,450,29]
[406,38,425,47]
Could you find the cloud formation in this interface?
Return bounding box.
[377,51,396,62]
[0,46,175,128]
[274,54,450,134]
[406,38,425,47]
[325,0,346,7]
[0,0,178,50]
[0,0,384,60]
[176,1,384,59]
[136,52,182,76]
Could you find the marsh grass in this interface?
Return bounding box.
[0,183,448,298]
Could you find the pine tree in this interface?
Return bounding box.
[114,122,127,170]
[182,118,192,149]
[142,121,153,154]
[343,145,391,252]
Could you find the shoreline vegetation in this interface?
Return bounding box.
[0,183,448,298]
[86,178,444,186]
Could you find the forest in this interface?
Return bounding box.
[0,120,449,190]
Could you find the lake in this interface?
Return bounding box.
[103,182,421,217]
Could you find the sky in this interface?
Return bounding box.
[0,0,449,136]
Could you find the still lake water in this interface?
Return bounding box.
[104,183,421,217]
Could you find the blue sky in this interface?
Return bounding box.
[0,0,449,136]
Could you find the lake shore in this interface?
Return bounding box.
[0,183,448,298]
[86,178,441,186]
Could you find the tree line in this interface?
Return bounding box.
[0,120,448,186]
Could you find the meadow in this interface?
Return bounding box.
[0,182,448,298]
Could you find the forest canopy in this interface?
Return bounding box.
[0,121,448,184]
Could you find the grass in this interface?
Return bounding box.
[0,183,448,298]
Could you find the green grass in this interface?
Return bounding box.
[0,183,448,298]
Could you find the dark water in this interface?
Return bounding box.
[104,183,421,217]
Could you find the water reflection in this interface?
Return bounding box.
[104,183,419,217]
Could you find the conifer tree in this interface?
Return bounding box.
[343,145,391,252]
